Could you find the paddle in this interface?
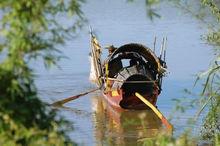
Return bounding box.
[135,92,173,131]
[51,87,100,106]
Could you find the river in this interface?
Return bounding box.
[34,0,212,145]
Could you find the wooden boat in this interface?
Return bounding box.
[89,32,167,110]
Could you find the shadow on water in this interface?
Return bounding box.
[52,105,92,118]
[90,95,163,146]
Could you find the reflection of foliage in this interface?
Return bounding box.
[0,0,85,145]
[172,95,197,113]
[122,117,140,127]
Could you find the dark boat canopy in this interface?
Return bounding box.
[108,43,161,72]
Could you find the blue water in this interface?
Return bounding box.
[34,0,212,145]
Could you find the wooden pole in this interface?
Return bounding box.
[51,88,100,106]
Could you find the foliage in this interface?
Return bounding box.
[168,0,220,143]
[0,0,85,145]
[0,112,76,146]
[196,60,220,141]
[139,133,220,146]
[193,0,220,142]
[198,0,220,46]
[127,0,161,20]
[128,0,220,145]
[138,132,197,146]
[156,0,220,142]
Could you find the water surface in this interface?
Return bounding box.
[35,0,211,145]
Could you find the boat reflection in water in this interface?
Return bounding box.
[91,95,163,146]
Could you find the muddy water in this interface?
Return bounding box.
[34,0,212,145]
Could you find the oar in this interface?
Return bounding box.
[51,88,100,106]
[135,92,173,131]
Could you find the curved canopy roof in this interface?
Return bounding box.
[109,43,161,72]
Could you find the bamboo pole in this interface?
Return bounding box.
[51,88,100,106]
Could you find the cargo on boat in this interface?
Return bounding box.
[89,32,167,110]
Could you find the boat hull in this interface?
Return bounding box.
[103,87,159,110]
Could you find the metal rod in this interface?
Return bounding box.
[164,37,167,62]
[153,36,157,52]
[159,37,165,59]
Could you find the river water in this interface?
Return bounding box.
[34,0,212,145]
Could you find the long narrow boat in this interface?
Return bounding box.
[89,32,167,110]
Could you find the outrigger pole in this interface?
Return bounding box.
[51,87,100,106]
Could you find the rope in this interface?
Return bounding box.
[101,77,156,83]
